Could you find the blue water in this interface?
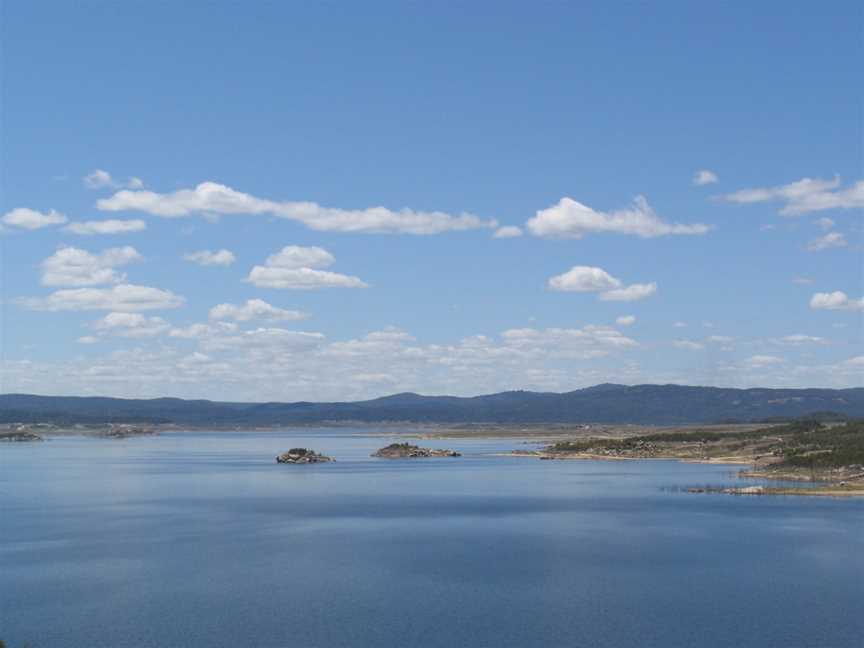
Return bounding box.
[2,430,862,648]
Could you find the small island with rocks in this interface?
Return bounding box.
[95,425,159,440]
[276,448,334,464]
[372,442,461,459]
[0,430,44,442]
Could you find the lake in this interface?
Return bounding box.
[2,429,862,647]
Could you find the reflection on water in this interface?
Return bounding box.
[2,430,863,648]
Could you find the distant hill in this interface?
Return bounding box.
[2,385,863,426]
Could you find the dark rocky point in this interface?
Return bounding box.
[276,448,334,464]
[372,442,461,458]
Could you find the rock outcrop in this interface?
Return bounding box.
[276,448,334,464]
[372,443,460,458]
[97,425,158,439]
[0,431,43,442]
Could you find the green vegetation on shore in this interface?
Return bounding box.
[550,421,863,468]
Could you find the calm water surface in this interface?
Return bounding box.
[2,429,862,647]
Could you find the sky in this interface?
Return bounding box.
[1,1,862,401]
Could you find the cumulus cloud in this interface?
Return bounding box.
[526,195,711,239]
[183,249,236,266]
[807,232,847,252]
[493,226,523,238]
[40,246,142,286]
[264,246,334,269]
[246,245,368,290]
[96,181,496,234]
[809,291,864,311]
[598,283,657,302]
[499,326,637,359]
[2,207,67,230]
[209,299,308,322]
[92,312,171,338]
[20,284,184,312]
[63,219,147,235]
[247,267,368,290]
[693,170,719,186]
[547,266,657,302]
[616,315,636,326]
[719,176,864,215]
[83,169,144,190]
[547,266,621,292]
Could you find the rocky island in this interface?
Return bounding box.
[275,448,334,464]
[372,442,461,458]
[95,425,159,439]
[0,430,44,442]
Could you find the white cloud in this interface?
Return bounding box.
[792,277,814,285]
[199,327,326,353]
[719,176,864,215]
[526,195,711,239]
[616,315,636,326]
[183,249,236,266]
[264,245,334,269]
[96,181,496,234]
[19,284,184,312]
[809,291,864,311]
[500,326,637,358]
[673,321,687,328]
[807,232,847,252]
[77,336,99,344]
[693,170,719,186]
[168,322,238,340]
[814,217,835,230]
[547,266,656,302]
[844,356,864,367]
[209,299,308,322]
[774,334,826,346]
[246,245,368,290]
[63,219,147,235]
[2,207,67,230]
[247,267,368,290]
[674,340,704,350]
[40,246,142,286]
[547,266,621,292]
[493,226,523,238]
[706,335,735,344]
[598,283,657,302]
[747,355,784,368]
[93,312,171,338]
[83,169,144,190]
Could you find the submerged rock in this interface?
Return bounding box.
[276,448,334,464]
[372,443,461,459]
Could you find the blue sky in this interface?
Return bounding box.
[1,1,861,400]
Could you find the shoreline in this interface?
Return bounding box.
[501,450,864,498]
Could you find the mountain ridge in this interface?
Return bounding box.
[2,384,863,426]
